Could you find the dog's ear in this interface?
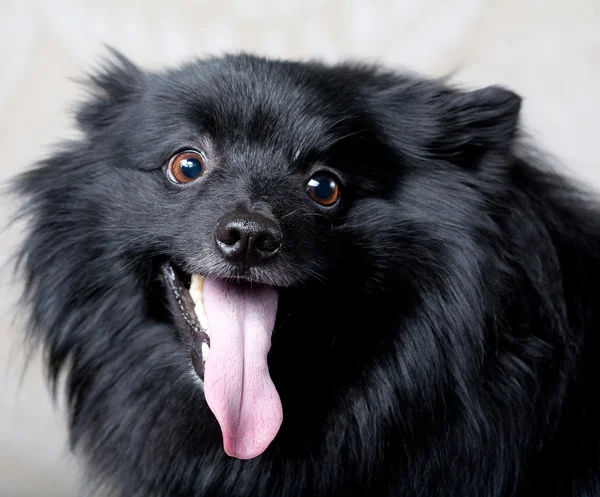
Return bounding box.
[75,48,143,134]
[430,85,522,167]
[370,79,522,168]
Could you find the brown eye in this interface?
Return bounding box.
[167,150,206,184]
[306,174,340,206]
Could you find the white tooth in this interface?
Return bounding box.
[202,342,210,362]
[195,302,209,331]
[189,274,204,305]
[199,314,209,332]
[190,274,209,332]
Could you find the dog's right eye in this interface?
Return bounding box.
[167,150,206,184]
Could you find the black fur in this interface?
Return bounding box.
[10,50,600,496]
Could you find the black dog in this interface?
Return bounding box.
[11,50,600,496]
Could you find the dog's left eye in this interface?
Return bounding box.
[306,173,340,207]
[167,150,206,184]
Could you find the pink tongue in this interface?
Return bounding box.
[202,278,282,459]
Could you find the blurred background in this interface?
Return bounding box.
[0,0,598,495]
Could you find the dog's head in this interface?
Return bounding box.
[14,50,521,477]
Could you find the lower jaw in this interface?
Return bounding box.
[160,263,211,380]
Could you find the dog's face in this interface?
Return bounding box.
[69,55,416,459]
[15,52,522,490]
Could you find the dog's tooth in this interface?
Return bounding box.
[190,289,202,305]
[202,342,210,362]
[189,274,204,305]
[194,299,209,330]
[200,316,209,332]
[190,274,209,331]
[198,308,209,331]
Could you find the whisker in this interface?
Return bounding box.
[109,251,166,277]
[324,129,369,149]
[327,109,368,130]
[280,208,306,220]
[148,362,186,373]
[299,212,334,230]
[112,233,162,254]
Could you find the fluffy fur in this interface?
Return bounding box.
[11,50,600,496]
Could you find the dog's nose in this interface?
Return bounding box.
[215,210,282,267]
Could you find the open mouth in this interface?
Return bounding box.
[161,263,211,379]
[160,261,284,460]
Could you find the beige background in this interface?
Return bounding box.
[1,1,599,495]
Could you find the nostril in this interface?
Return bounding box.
[220,227,241,246]
[216,220,242,247]
[255,229,281,254]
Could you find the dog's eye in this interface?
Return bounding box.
[306,174,340,207]
[167,150,206,184]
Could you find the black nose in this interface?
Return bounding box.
[215,210,282,267]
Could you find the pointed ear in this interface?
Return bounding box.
[431,85,522,167]
[75,48,143,134]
